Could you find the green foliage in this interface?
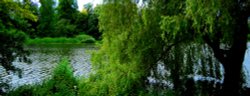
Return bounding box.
[48,58,77,96]
[19,0,39,38]
[75,34,96,43]
[7,85,35,96]
[84,0,235,95]
[37,0,56,37]
[7,59,78,96]
[78,0,166,95]
[26,34,96,45]
[83,3,101,39]
[4,0,248,95]
[160,0,249,95]
[74,11,88,36]
[161,15,189,40]
[55,0,78,37]
[0,0,37,22]
[57,0,78,21]
[16,0,101,39]
[140,88,175,96]
[86,10,100,39]
[0,0,36,74]
[8,58,176,95]
[54,19,77,37]
[248,21,250,40]
[78,62,144,95]
[185,0,233,43]
[0,29,28,74]
[54,0,101,38]
[0,0,37,31]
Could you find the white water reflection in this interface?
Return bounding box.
[243,43,250,87]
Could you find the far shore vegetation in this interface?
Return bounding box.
[25,34,96,45]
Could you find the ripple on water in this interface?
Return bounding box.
[0,44,94,90]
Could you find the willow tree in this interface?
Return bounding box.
[84,0,249,95]
[79,0,167,95]
[161,0,250,95]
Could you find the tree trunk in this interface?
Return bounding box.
[222,59,244,96]
[221,15,249,96]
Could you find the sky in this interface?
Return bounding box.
[77,0,102,10]
[32,0,103,10]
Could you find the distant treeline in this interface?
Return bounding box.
[15,0,101,39]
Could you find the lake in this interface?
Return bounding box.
[0,44,95,90]
[0,43,250,91]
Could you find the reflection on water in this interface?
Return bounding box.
[0,44,95,89]
[243,43,250,87]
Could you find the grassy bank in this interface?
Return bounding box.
[25,34,96,45]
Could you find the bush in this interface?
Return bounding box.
[48,58,77,96]
[78,51,145,96]
[75,34,96,43]
[7,85,34,96]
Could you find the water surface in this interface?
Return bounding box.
[0,43,250,90]
[0,44,95,89]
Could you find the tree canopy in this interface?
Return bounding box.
[0,0,37,74]
[161,0,249,95]
[37,0,55,37]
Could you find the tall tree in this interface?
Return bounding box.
[37,0,55,37]
[0,2,37,91]
[85,0,166,95]
[20,0,39,38]
[56,0,78,37]
[57,0,78,22]
[84,3,101,39]
[0,0,37,69]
